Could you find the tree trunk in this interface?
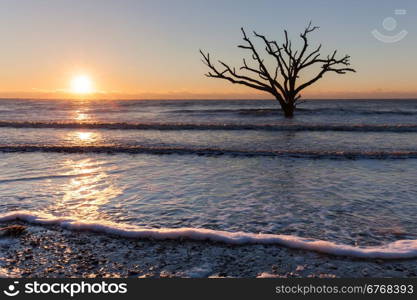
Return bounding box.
[281,102,295,118]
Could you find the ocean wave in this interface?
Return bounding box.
[168,108,280,116]
[0,172,99,184]
[1,145,417,159]
[1,121,417,132]
[168,107,417,116]
[1,211,417,259]
[296,108,417,116]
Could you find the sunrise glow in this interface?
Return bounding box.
[70,75,94,94]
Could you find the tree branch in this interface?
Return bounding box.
[200,22,356,114]
[200,50,272,92]
[295,51,356,94]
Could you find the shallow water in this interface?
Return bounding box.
[1,99,417,254]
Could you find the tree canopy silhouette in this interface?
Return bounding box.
[200,23,355,117]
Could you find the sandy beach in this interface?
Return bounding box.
[1,221,417,278]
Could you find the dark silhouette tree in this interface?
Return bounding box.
[200,23,355,118]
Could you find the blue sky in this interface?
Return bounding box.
[0,0,416,99]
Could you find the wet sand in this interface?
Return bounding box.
[1,221,417,278]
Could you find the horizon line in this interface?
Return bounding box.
[1,97,417,101]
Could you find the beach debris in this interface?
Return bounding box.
[0,225,27,237]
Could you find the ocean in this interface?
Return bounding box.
[1,99,417,258]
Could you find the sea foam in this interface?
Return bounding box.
[1,211,417,259]
[1,121,417,132]
[1,145,417,159]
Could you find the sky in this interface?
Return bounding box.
[0,0,416,100]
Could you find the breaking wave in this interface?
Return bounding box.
[1,145,417,159]
[1,121,417,132]
[169,107,417,116]
[1,211,417,259]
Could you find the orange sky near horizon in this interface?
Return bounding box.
[1,0,416,100]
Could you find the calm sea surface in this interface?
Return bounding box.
[1,99,417,246]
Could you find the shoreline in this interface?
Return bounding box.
[1,221,417,278]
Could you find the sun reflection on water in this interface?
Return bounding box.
[50,158,121,221]
[75,112,89,121]
[50,104,121,221]
[77,131,94,142]
[65,131,101,145]
[73,109,91,122]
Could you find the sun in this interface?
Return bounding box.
[70,75,94,94]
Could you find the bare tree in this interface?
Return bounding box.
[200,23,355,118]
